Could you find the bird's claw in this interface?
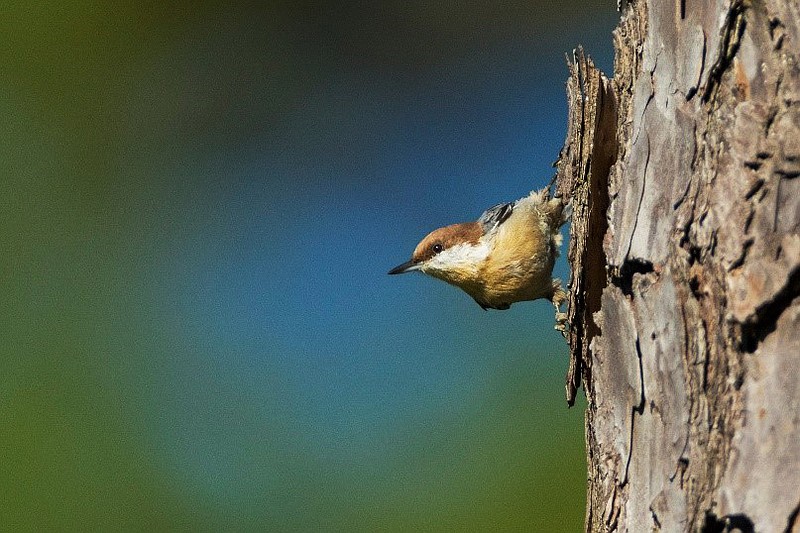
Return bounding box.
[551,285,568,338]
[554,312,568,338]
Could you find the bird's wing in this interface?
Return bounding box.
[478,201,514,233]
[472,296,511,311]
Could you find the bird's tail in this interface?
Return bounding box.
[529,187,568,229]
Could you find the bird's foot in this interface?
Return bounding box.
[551,282,568,338]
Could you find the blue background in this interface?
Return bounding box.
[2,3,616,530]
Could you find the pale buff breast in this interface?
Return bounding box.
[475,199,558,306]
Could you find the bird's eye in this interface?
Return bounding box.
[432,243,443,254]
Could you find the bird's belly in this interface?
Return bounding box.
[476,255,555,306]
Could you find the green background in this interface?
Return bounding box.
[2,3,616,530]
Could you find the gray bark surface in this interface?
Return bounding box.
[556,1,800,531]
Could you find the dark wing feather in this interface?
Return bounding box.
[473,297,511,311]
[478,201,514,233]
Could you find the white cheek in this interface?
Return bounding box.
[424,242,490,273]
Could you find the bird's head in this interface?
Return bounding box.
[388,222,488,284]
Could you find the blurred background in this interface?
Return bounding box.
[1,2,617,531]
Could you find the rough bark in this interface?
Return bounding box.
[556,0,800,531]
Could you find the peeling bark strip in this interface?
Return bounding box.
[555,48,617,407]
[556,0,800,531]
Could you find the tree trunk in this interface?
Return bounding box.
[556,0,800,531]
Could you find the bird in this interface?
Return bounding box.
[388,187,568,328]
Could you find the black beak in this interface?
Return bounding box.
[388,260,417,275]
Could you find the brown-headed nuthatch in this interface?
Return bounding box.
[389,188,568,328]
